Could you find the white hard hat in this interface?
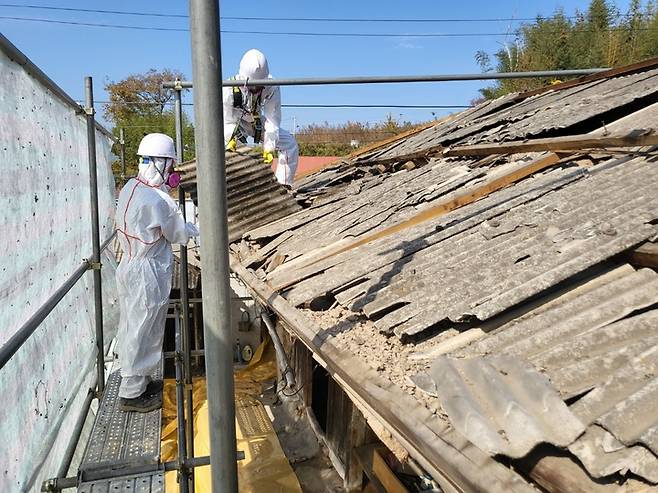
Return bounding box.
[238,49,270,80]
[137,133,176,159]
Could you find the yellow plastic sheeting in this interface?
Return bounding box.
[162,341,302,493]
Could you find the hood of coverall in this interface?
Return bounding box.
[137,133,175,187]
[238,49,270,80]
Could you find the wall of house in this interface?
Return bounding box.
[0,39,118,491]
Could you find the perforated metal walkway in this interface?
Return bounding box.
[77,368,163,491]
[78,472,164,493]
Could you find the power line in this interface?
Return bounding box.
[0,16,507,36]
[0,16,187,31]
[0,3,187,19]
[4,16,652,37]
[0,4,591,23]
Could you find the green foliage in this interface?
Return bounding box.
[295,115,417,156]
[298,143,355,156]
[104,69,195,179]
[476,0,658,99]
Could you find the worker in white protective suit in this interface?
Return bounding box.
[224,49,299,186]
[115,133,199,412]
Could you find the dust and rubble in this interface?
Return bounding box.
[302,305,457,417]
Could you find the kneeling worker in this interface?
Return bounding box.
[115,133,199,412]
[224,49,299,186]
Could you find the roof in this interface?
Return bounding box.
[231,59,658,491]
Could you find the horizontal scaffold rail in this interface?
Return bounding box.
[163,68,609,89]
[0,232,116,371]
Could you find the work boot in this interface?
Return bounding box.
[119,391,162,413]
[119,380,163,413]
[146,379,164,395]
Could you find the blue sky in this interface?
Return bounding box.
[1,0,633,130]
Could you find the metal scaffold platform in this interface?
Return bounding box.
[78,473,164,493]
[77,368,163,491]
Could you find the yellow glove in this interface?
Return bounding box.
[226,138,237,152]
[262,151,274,164]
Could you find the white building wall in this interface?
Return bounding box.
[0,39,118,492]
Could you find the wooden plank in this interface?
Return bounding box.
[230,255,539,493]
[444,131,658,157]
[292,339,314,407]
[344,404,371,492]
[409,328,486,361]
[629,242,658,268]
[356,445,405,493]
[372,449,409,493]
[269,152,562,291]
[518,447,620,493]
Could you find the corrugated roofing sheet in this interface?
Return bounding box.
[345,157,657,338]
[248,158,482,257]
[277,162,585,307]
[571,345,658,455]
[462,267,658,396]
[265,156,657,343]
[569,425,658,482]
[415,355,585,458]
[431,265,658,483]
[351,67,658,164]
[178,149,301,243]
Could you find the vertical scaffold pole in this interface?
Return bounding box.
[188,0,238,491]
[84,76,105,395]
[174,86,195,492]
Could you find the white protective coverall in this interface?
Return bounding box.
[115,157,198,399]
[223,49,299,186]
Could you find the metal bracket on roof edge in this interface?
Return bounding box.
[77,105,95,116]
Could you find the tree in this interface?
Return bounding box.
[104,69,195,179]
[475,0,658,99]
[104,68,184,122]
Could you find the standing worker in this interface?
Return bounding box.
[115,133,199,412]
[224,49,299,187]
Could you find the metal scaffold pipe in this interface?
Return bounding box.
[188,0,238,492]
[119,127,126,184]
[84,76,106,395]
[174,307,190,493]
[0,261,88,370]
[0,233,115,371]
[174,87,195,492]
[162,68,609,89]
[56,378,98,481]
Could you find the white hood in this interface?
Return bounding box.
[238,49,270,80]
